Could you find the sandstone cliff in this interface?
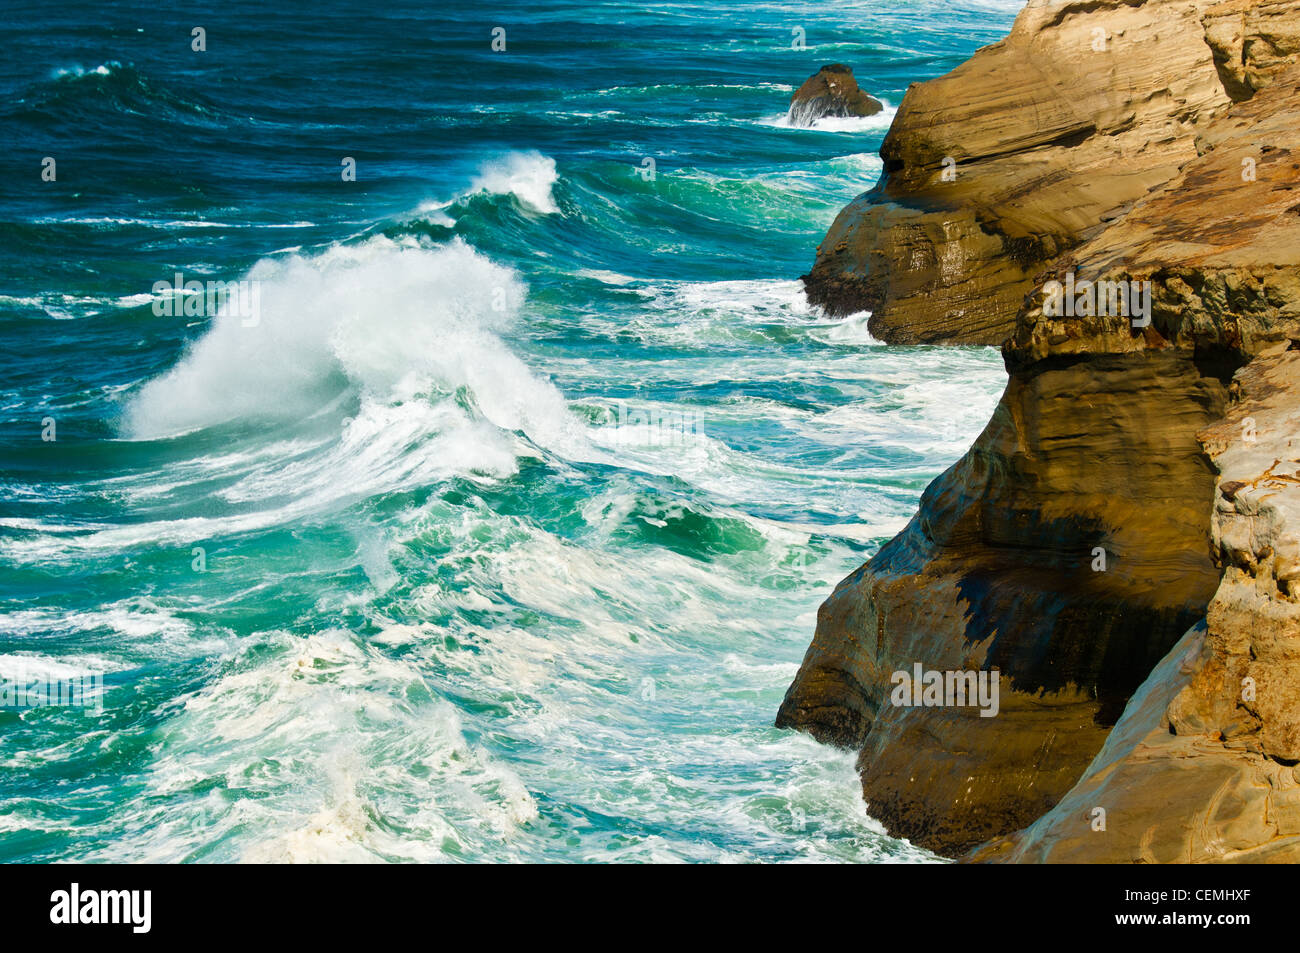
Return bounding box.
[972,345,1300,862]
[780,0,1300,859]
[801,0,1299,345]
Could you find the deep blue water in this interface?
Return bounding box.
[0,1,1017,862]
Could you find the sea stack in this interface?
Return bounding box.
[780,0,1300,862]
[788,64,882,126]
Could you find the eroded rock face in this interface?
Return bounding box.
[1203,0,1300,100]
[779,43,1300,857]
[799,0,1300,343]
[788,64,882,127]
[776,342,1228,855]
[971,346,1300,863]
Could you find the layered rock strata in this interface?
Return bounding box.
[801,0,1300,345]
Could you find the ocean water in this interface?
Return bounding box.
[0,1,1017,862]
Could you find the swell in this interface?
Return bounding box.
[9,62,236,133]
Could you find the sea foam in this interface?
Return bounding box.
[122,236,577,449]
[467,150,560,214]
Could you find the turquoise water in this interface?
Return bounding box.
[0,1,1015,862]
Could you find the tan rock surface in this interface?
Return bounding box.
[972,346,1300,863]
[801,0,1300,345]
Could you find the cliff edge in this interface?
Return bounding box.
[780,0,1300,859]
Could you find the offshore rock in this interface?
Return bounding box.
[788,64,882,127]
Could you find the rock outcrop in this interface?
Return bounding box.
[1202,0,1300,101]
[779,1,1300,860]
[788,64,882,127]
[799,0,1300,344]
[972,345,1300,863]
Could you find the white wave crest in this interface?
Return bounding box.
[51,61,121,79]
[467,150,559,214]
[759,101,897,133]
[123,236,577,443]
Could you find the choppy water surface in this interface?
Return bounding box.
[0,0,1018,861]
